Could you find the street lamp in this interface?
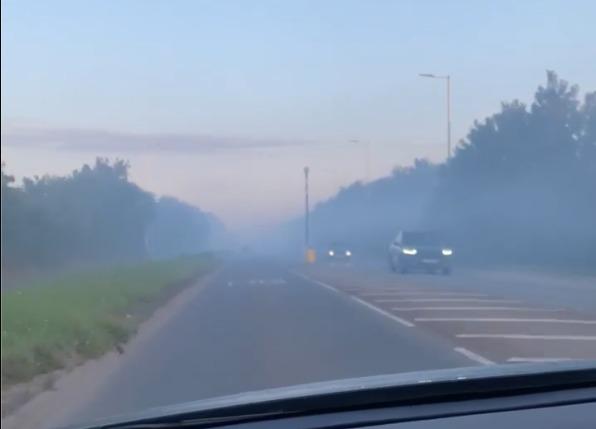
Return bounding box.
[419,73,452,160]
[303,166,310,249]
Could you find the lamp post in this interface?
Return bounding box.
[419,73,451,160]
[304,166,310,249]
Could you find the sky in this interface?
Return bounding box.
[2,0,596,231]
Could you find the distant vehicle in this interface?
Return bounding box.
[388,230,452,274]
[326,242,352,261]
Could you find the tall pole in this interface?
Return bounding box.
[446,75,451,160]
[304,166,310,249]
[419,73,452,161]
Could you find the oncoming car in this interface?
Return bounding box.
[388,230,453,274]
[326,242,353,261]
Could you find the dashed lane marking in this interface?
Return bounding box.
[415,317,596,324]
[457,334,596,341]
[454,347,495,365]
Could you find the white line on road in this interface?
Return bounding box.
[350,296,415,327]
[454,347,495,365]
[292,273,340,295]
[415,318,596,324]
[507,357,582,363]
[369,292,488,297]
[393,306,563,311]
[457,334,596,341]
[376,298,521,303]
[292,272,414,327]
[358,291,422,296]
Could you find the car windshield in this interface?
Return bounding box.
[1,1,596,428]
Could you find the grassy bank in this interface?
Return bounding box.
[1,255,215,388]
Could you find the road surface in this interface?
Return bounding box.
[50,257,596,427]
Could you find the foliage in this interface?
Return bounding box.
[1,159,154,271]
[308,72,596,267]
[310,159,438,255]
[1,159,223,273]
[146,197,224,259]
[1,255,214,387]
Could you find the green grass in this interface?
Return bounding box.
[1,255,215,388]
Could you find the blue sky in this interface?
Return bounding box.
[2,0,595,229]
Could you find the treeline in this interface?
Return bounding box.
[306,72,596,267]
[1,158,223,274]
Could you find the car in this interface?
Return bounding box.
[388,230,453,274]
[325,242,353,262]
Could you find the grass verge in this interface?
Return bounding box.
[1,255,215,389]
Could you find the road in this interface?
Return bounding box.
[54,257,596,427]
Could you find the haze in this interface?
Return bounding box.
[2,0,595,232]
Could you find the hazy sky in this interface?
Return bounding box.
[2,0,595,230]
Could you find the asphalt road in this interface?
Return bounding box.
[60,257,596,427]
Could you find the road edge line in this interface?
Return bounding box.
[291,271,414,327]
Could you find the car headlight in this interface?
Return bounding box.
[442,248,453,256]
[402,248,417,255]
[328,250,334,256]
[345,250,352,256]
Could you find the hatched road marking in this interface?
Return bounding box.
[507,357,583,363]
[293,273,414,327]
[415,317,596,324]
[392,306,563,311]
[375,298,521,303]
[454,347,495,365]
[369,292,488,297]
[349,296,415,327]
[457,334,596,341]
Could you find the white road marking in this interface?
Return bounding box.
[415,317,596,324]
[292,272,414,327]
[350,296,415,327]
[369,292,488,297]
[292,272,340,295]
[377,298,521,303]
[507,357,582,363]
[393,306,562,311]
[358,291,421,296]
[457,334,596,341]
[454,347,495,365]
